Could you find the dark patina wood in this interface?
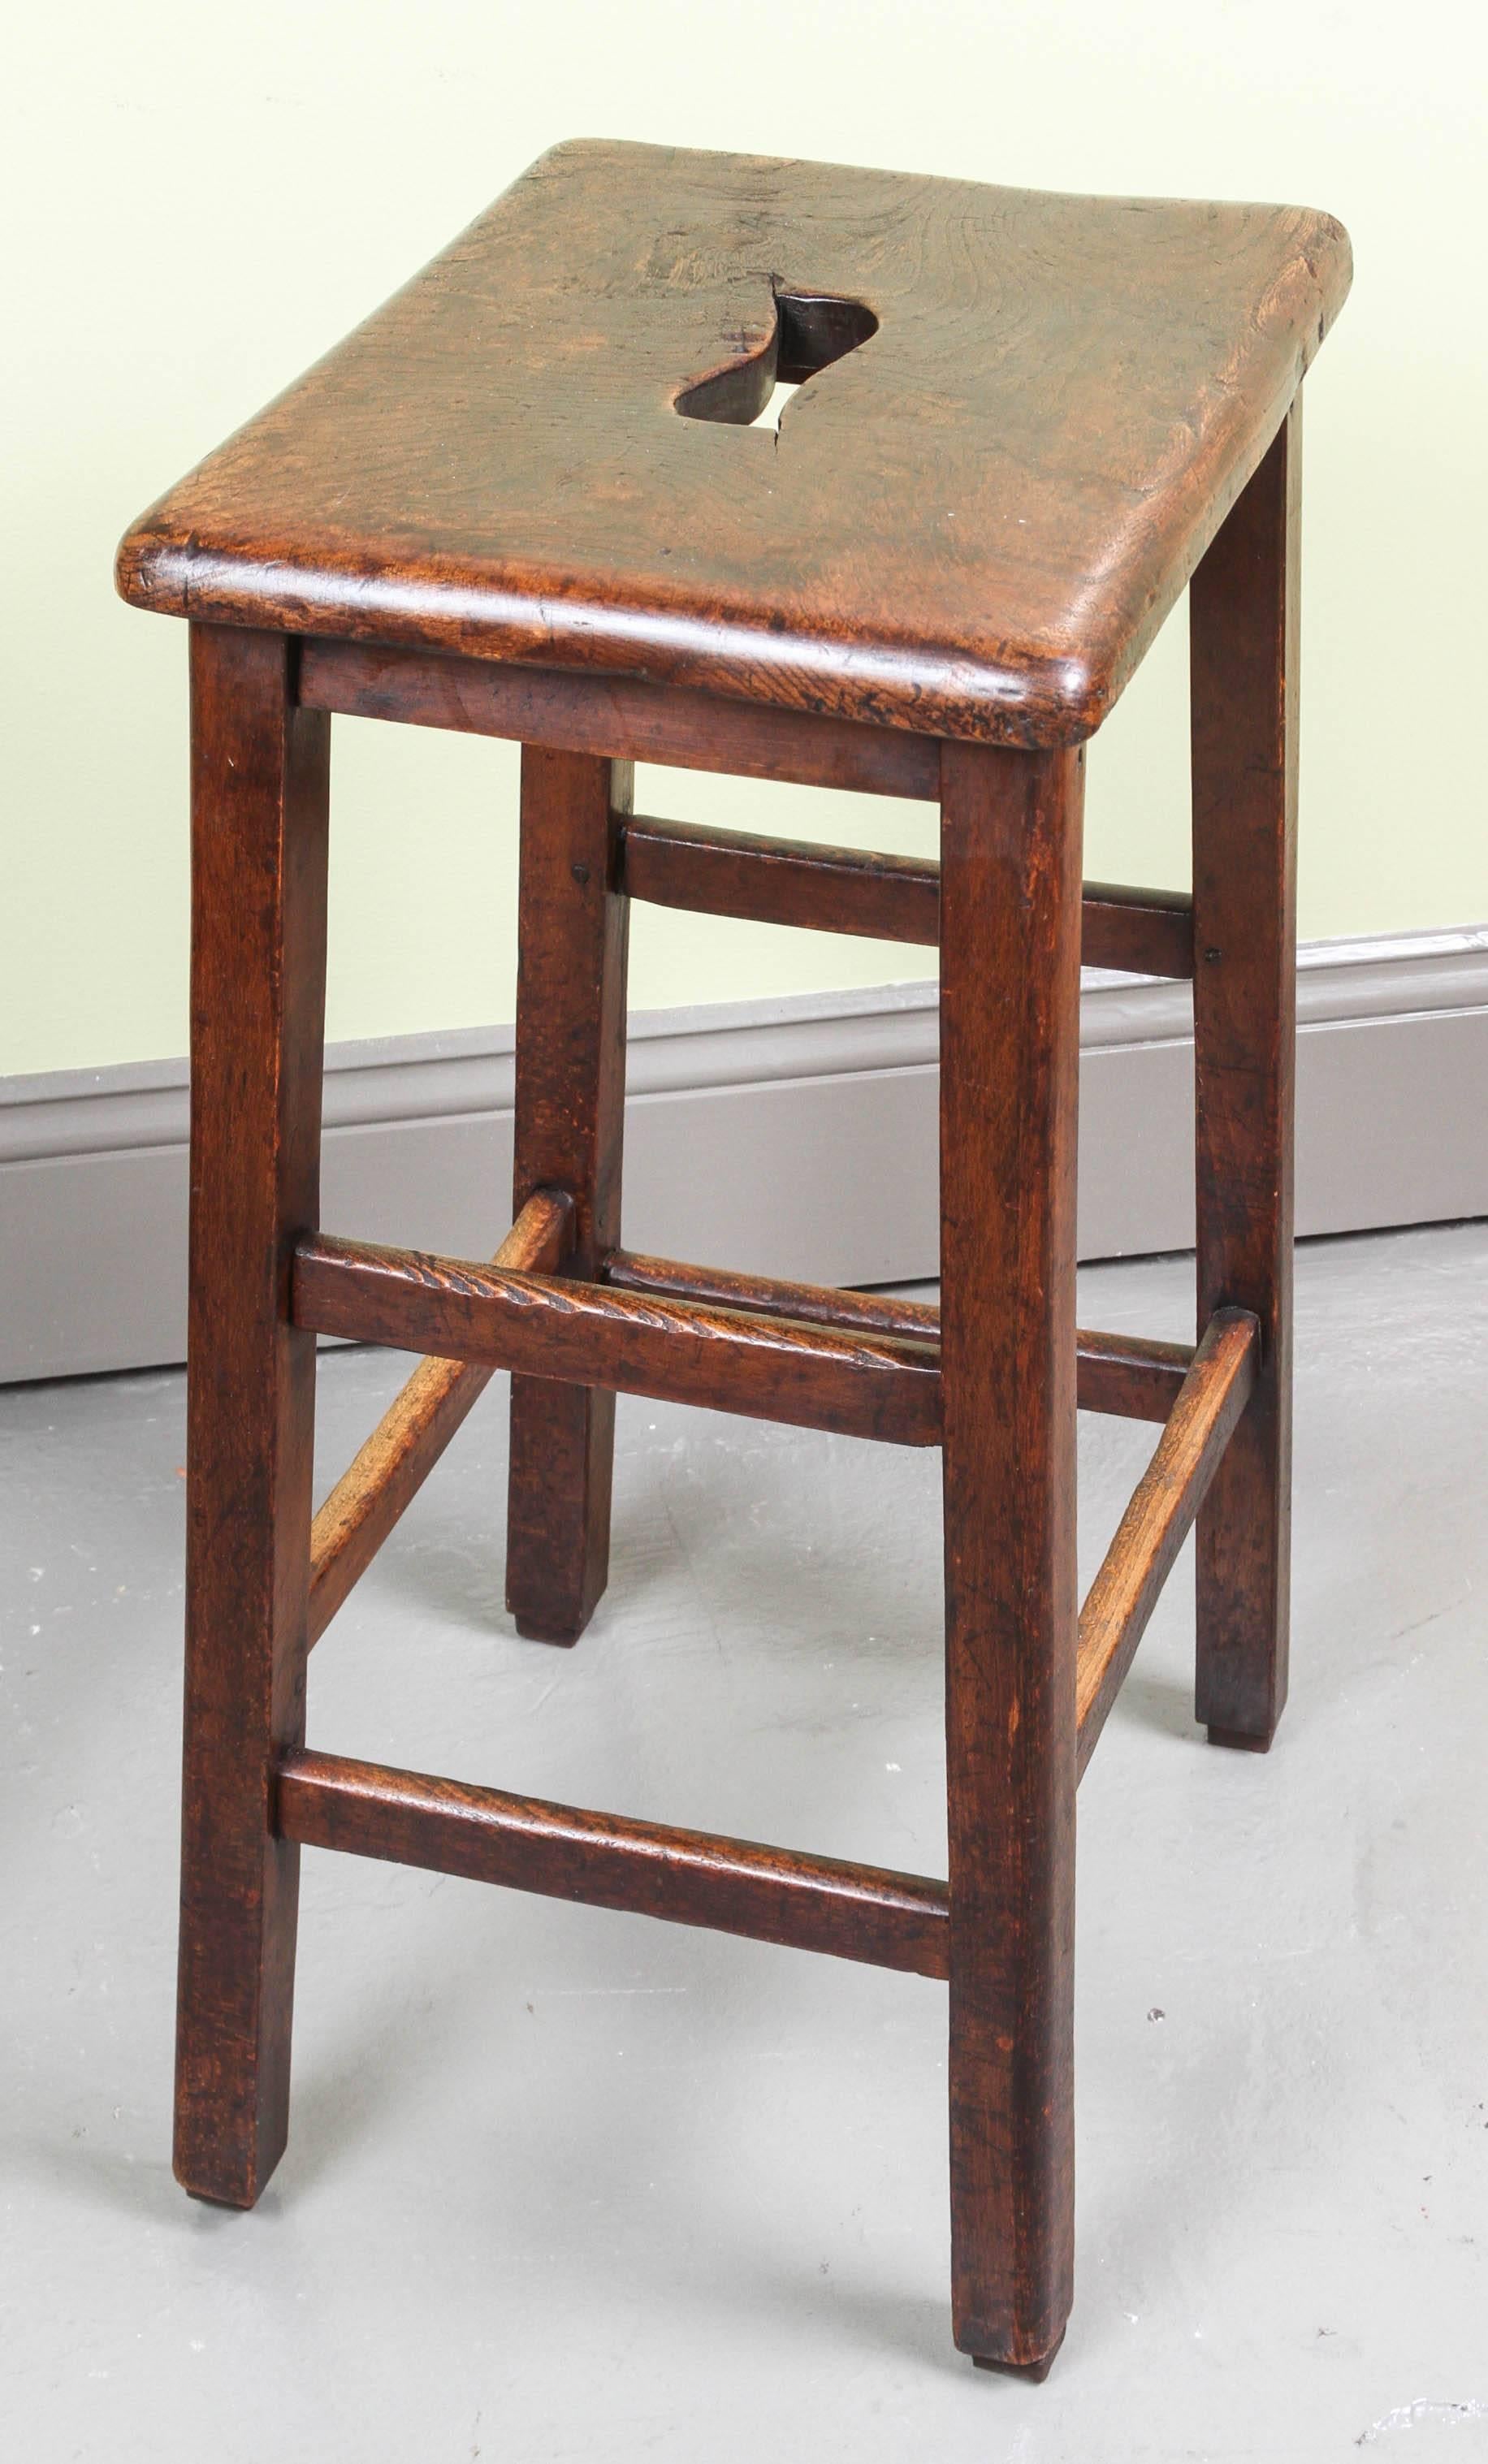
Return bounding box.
[293,1234,942,1446]
[1191,407,1300,1749]
[603,1247,1193,1421]
[117,140,1348,2382]
[275,1750,950,1979]
[175,625,329,2207]
[940,740,1084,2376]
[1080,882,1195,980]
[506,749,632,1645]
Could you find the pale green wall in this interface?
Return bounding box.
[6,0,1484,1075]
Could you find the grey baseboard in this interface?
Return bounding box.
[2,927,1485,1384]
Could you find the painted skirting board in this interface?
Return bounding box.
[2,927,1484,1384]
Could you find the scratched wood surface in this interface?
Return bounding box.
[293,1234,942,1446]
[116,142,1349,744]
[275,1751,951,1980]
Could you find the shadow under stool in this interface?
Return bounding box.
[116,140,1352,2378]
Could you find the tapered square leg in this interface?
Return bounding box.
[506,747,633,1645]
[939,739,1084,2375]
[175,626,330,2207]
[1191,405,1300,1749]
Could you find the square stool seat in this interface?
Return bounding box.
[117,139,1349,746]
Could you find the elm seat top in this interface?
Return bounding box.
[115,140,1351,747]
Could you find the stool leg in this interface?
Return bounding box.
[1191,404,1300,1750]
[175,626,330,2206]
[940,740,1084,2375]
[506,747,633,1644]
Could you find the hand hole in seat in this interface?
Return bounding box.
[749,380,798,433]
[676,289,878,427]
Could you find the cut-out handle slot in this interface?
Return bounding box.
[677,289,878,426]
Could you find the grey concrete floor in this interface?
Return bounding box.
[2,1221,1486,2462]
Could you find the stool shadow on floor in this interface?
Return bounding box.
[1105,1666,1207,1753]
[285,1909,967,2375]
[2,2129,180,2229]
[283,1891,543,2198]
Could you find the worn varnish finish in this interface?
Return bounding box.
[603,1245,949,1340]
[117,140,1347,2380]
[175,625,329,2207]
[117,143,1349,745]
[1192,409,1300,1749]
[275,1751,950,1980]
[1075,1309,1260,1778]
[293,1234,941,1447]
[940,741,1084,2375]
[603,1247,1193,1423]
[506,750,631,1645]
[307,1191,572,1646]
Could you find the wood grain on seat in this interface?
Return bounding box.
[116,141,1350,745]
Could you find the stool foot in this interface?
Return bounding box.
[1206,1722,1274,1753]
[514,1612,586,1649]
[971,2328,1066,2382]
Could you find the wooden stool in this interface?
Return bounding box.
[117,142,1351,2376]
